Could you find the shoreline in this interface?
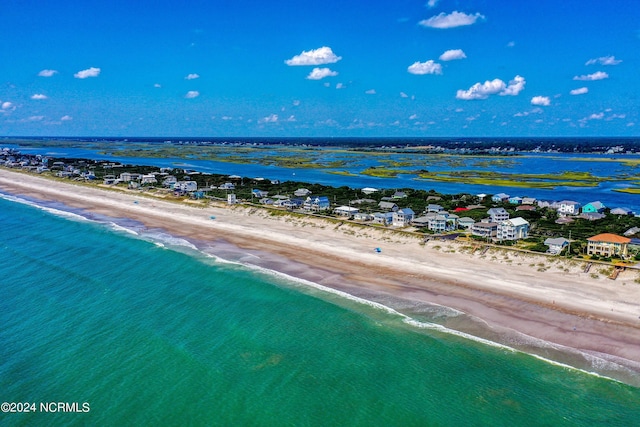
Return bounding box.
[2,169,640,384]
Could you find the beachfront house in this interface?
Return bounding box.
[557,200,581,215]
[491,193,510,203]
[544,237,570,255]
[487,207,509,223]
[162,176,178,187]
[141,174,157,185]
[354,212,374,222]
[334,206,359,217]
[587,233,630,258]
[227,194,237,204]
[392,208,414,227]
[119,172,141,182]
[457,217,475,230]
[624,227,640,237]
[373,212,393,226]
[497,217,529,241]
[176,181,198,192]
[427,204,444,213]
[471,221,498,239]
[304,196,330,212]
[294,188,312,197]
[522,197,537,205]
[582,201,606,213]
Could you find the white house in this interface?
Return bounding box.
[227,193,237,204]
[218,182,235,190]
[334,206,359,217]
[141,174,157,185]
[492,193,510,203]
[176,181,198,192]
[457,217,475,229]
[392,208,414,227]
[361,187,379,195]
[471,222,498,238]
[544,237,570,255]
[557,200,581,215]
[487,207,509,223]
[294,188,312,197]
[497,217,530,241]
[373,212,394,226]
[304,196,330,212]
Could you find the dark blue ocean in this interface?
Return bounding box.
[1,192,640,426]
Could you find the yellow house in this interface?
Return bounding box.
[586,233,631,258]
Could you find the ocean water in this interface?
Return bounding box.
[1,194,639,426]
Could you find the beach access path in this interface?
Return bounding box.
[1,168,640,378]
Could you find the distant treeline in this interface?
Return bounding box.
[4,136,640,153]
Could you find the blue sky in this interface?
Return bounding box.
[1,0,638,137]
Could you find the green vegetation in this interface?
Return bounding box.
[415,170,603,189]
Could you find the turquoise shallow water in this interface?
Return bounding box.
[1,195,639,426]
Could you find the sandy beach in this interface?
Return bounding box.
[2,168,640,381]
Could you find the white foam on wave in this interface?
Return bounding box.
[0,192,93,223]
[108,222,140,236]
[139,231,200,252]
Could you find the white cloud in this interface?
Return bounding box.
[439,49,466,61]
[61,115,72,121]
[400,92,409,98]
[585,56,622,66]
[426,0,439,8]
[38,69,58,77]
[409,114,418,120]
[531,96,550,106]
[582,112,604,121]
[419,11,485,29]
[286,115,296,122]
[185,73,200,80]
[365,89,376,95]
[292,100,301,106]
[185,91,200,98]
[31,94,48,100]
[74,67,101,79]
[500,75,526,96]
[261,114,278,123]
[506,41,516,48]
[456,75,525,100]
[306,67,338,80]
[336,83,345,89]
[154,83,162,88]
[1,102,13,110]
[285,46,342,66]
[570,87,588,95]
[573,71,608,81]
[407,60,442,75]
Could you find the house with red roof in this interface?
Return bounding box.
[586,233,631,258]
